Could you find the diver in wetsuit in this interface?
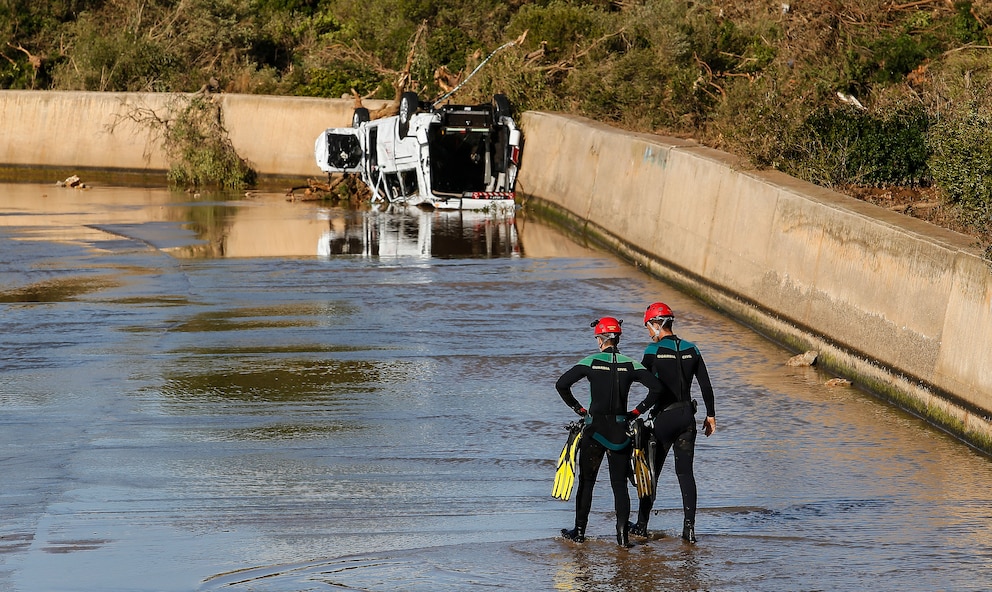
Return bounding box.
[556,317,663,548]
[630,302,716,543]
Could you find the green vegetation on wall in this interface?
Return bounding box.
[161,95,257,190]
[115,93,257,190]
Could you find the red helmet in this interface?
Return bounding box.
[643,302,674,325]
[592,317,623,337]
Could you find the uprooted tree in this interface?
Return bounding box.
[112,91,256,190]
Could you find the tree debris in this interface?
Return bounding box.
[285,176,368,202]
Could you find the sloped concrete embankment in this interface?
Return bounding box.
[0,90,384,180]
[518,111,992,453]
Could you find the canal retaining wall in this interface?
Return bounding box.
[517,111,992,453]
[0,90,382,179]
[1,90,989,451]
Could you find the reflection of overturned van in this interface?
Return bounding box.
[315,92,522,211]
[318,206,519,259]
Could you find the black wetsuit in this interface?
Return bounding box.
[556,346,662,531]
[636,334,715,527]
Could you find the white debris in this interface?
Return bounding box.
[56,175,85,188]
[836,91,865,110]
[786,350,819,367]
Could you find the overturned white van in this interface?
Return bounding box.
[315,92,522,210]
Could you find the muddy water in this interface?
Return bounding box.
[1,182,991,592]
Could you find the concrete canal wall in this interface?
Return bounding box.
[518,111,992,453]
[0,90,385,179]
[1,91,989,451]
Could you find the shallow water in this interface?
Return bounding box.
[1,183,991,591]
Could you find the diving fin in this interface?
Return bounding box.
[647,437,657,501]
[629,419,655,499]
[631,447,654,498]
[552,422,583,501]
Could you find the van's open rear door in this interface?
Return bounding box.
[315,128,364,174]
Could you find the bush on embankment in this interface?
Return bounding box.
[2,1,991,243]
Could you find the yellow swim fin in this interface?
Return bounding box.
[552,422,582,501]
[629,419,655,499]
[631,447,654,498]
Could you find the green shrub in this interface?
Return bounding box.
[842,8,950,93]
[453,50,560,113]
[389,0,434,21]
[0,0,79,88]
[781,105,930,187]
[948,1,986,43]
[298,63,385,98]
[928,110,992,227]
[871,32,941,84]
[252,0,321,13]
[715,74,810,169]
[161,95,257,190]
[505,1,608,62]
[564,48,666,126]
[49,12,175,91]
[426,25,475,73]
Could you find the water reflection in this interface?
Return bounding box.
[317,206,519,259]
[0,184,520,261]
[167,197,520,259]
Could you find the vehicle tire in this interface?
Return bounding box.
[352,107,370,128]
[398,91,420,137]
[493,94,512,120]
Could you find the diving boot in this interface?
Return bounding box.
[616,523,631,548]
[560,526,585,543]
[682,519,696,543]
[627,521,649,538]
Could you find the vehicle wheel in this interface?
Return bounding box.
[352,107,370,128]
[493,94,512,120]
[398,91,420,137]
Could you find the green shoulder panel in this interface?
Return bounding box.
[579,352,642,367]
[577,354,601,367]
